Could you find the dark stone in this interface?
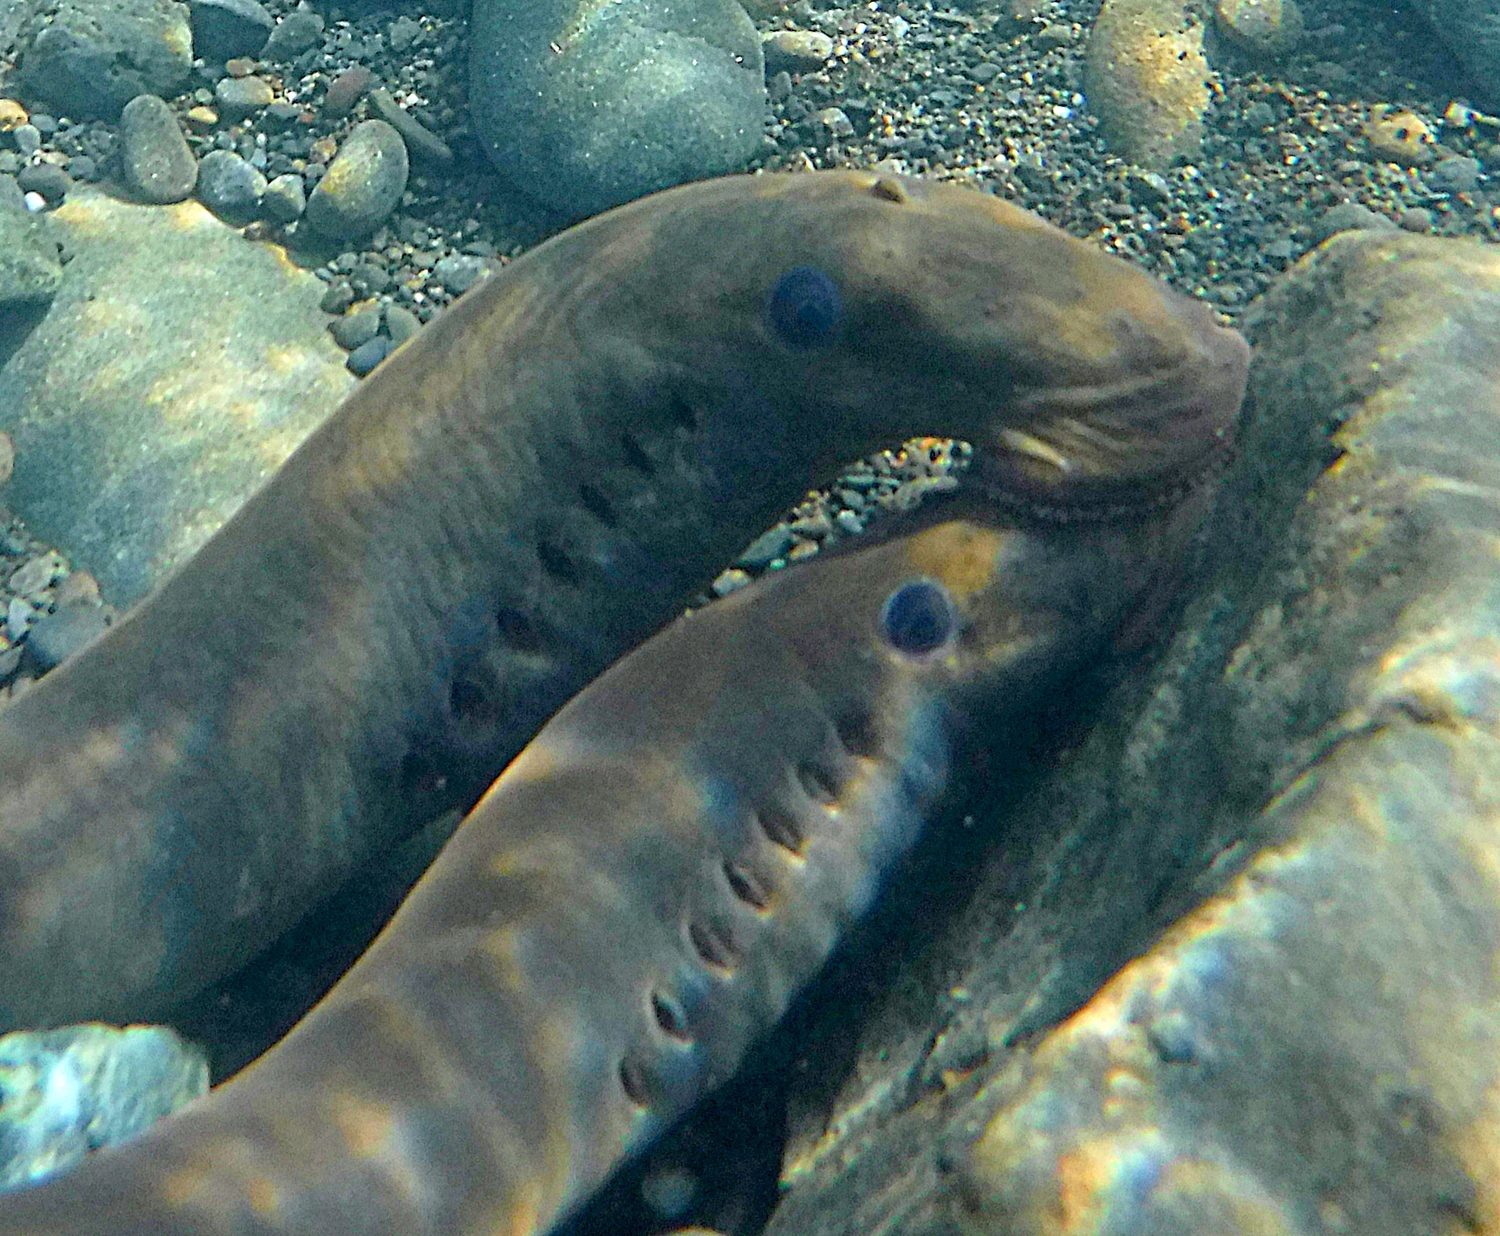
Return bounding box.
[15,162,70,204]
[118,93,197,204]
[195,148,264,224]
[260,6,322,59]
[23,605,108,673]
[344,332,392,376]
[17,0,193,120]
[302,119,407,240]
[187,0,271,62]
[367,87,452,165]
[327,306,379,350]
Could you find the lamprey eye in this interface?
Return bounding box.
[764,266,841,350]
[880,578,957,657]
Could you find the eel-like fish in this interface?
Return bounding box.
[0,496,1201,1236]
[0,169,1249,1030]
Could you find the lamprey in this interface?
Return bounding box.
[0,169,1247,1028]
[0,497,1205,1235]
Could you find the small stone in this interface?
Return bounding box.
[367,88,452,165]
[431,253,488,294]
[815,107,855,138]
[303,119,407,240]
[738,524,795,569]
[188,0,274,63]
[195,148,266,224]
[387,15,422,51]
[24,606,109,673]
[260,171,305,221]
[1213,0,1303,58]
[323,65,372,118]
[261,8,324,59]
[223,56,255,76]
[328,307,380,350]
[0,100,26,131]
[711,568,752,596]
[119,94,198,204]
[53,571,101,608]
[968,61,1002,83]
[15,163,70,204]
[345,333,394,376]
[1363,105,1437,166]
[762,29,834,70]
[185,105,218,130]
[834,509,865,534]
[383,304,420,345]
[318,280,356,314]
[1431,154,1482,192]
[69,155,98,182]
[214,74,274,121]
[22,192,46,213]
[1314,200,1398,242]
[348,262,391,297]
[8,551,64,598]
[6,597,35,640]
[11,125,40,158]
[1398,206,1433,231]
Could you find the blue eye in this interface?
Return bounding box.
[880,579,956,656]
[764,265,841,350]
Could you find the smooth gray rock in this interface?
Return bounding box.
[186,0,271,63]
[259,3,321,58]
[367,86,453,165]
[213,73,273,121]
[195,147,265,225]
[0,207,60,365]
[118,93,197,204]
[16,0,192,121]
[259,171,305,222]
[22,603,108,672]
[469,0,765,217]
[303,118,407,240]
[755,234,1500,1235]
[0,189,354,603]
[0,1023,207,1192]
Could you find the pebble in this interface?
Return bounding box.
[11,125,40,158]
[1213,0,1303,58]
[24,606,109,673]
[1398,206,1432,231]
[711,568,753,597]
[738,524,795,569]
[8,552,63,599]
[15,163,70,205]
[69,155,98,182]
[431,253,488,294]
[260,172,305,222]
[367,88,453,165]
[195,148,266,225]
[763,29,834,70]
[328,307,381,350]
[118,93,198,204]
[185,106,218,131]
[187,0,274,64]
[323,65,372,118]
[303,119,408,240]
[318,281,356,314]
[1314,200,1398,242]
[6,598,34,641]
[1430,155,1482,193]
[383,304,421,345]
[214,75,275,122]
[345,333,394,376]
[1363,105,1437,166]
[261,7,324,60]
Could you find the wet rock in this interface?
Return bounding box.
[260,4,321,59]
[367,87,453,165]
[17,0,192,120]
[259,170,304,221]
[303,119,407,240]
[23,604,108,672]
[1083,0,1209,168]
[118,93,197,204]
[186,0,271,62]
[327,306,380,350]
[757,234,1500,1236]
[762,28,834,70]
[195,147,264,225]
[213,73,273,121]
[382,303,420,345]
[1418,0,1500,106]
[0,207,60,325]
[1314,199,1397,241]
[469,0,765,216]
[345,332,393,376]
[1431,153,1483,192]
[322,64,371,118]
[1363,104,1438,166]
[0,189,353,601]
[1212,0,1302,58]
[431,252,487,294]
[14,162,68,205]
[0,1024,207,1191]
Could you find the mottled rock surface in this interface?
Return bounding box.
[469,0,765,217]
[757,234,1500,1235]
[0,190,353,603]
[1083,0,1209,168]
[0,1023,207,1191]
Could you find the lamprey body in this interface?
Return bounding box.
[0,169,1248,1028]
[0,500,1200,1236]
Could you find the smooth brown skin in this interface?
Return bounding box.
[0,169,1248,1030]
[0,499,1203,1236]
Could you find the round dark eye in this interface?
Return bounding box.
[880,579,956,656]
[764,266,841,350]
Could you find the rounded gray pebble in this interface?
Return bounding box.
[196,148,265,225]
[214,75,274,121]
[6,597,34,641]
[23,606,108,673]
[1315,201,1398,242]
[738,524,795,569]
[260,171,305,222]
[303,119,408,241]
[261,8,324,59]
[328,308,380,351]
[15,163,69,204]
[1431,155,1482,193]
[11,126,41,158]
[119,94,197,204]
[345,333,394,376]
[188,0,274,63]
[318,280,355,314]
[383,304,421,345]
[431,253,487,294]
[763,29,834,70]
